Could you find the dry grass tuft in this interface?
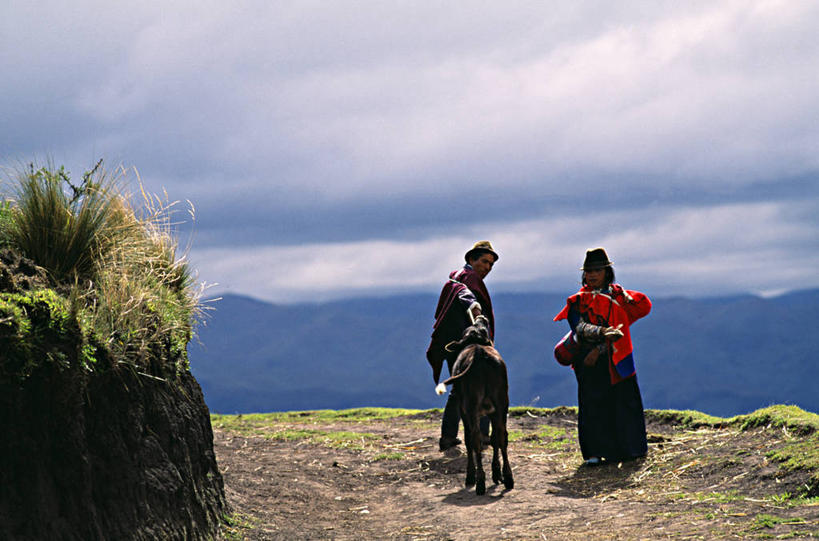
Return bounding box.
[1,161,204,379]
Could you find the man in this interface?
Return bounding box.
[426,240,498,452]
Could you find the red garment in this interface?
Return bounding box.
[427,266,495,383]
[554,285,651,383]
[433,266,494,338]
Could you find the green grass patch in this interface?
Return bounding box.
[221,512,257,540]
[766,438,819,497]
[645,408,726,429]
[644,406,819,496]
[646,405,819,436]
[736,405,819,436]
[534,424,572,440]
[691,490,743,503]
[789,495,819,507]
[210,414,267,436]
[210,415,382,449]
[300,407,426,422]
[311,430,380,449]
[264,428,381,450]
[728,407,819,497]
[0,289,93,379]
[506,424,574,449]
[508,406,577,417]
[768,492,792,505]
[372,452,404,461]
[750,513,809,530]
[272,428,323,441]
[211,407,425,427]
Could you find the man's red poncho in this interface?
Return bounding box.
[427,266,495,383]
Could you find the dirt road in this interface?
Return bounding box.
[213,409,818,540]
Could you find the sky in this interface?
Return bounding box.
[2,1,818,303]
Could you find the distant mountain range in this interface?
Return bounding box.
[188,289,819,417]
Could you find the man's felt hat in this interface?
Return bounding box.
[581,247,612,270]
[465,240,499,263]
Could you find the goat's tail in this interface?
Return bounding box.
[435,368,468,394]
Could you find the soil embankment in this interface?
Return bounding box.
[0,250,226,540]
[0,369,225,540]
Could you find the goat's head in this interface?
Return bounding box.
[445,317,492,354]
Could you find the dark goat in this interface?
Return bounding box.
[435,319,514,495]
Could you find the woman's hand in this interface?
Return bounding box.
[602,324,624,340]
[610,284,634,303]
[583,347,600,367]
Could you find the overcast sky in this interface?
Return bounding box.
[2,1,817,303]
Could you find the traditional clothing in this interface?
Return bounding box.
[428,265,495,384]
[554,283,652,462]
[427,263,494,447]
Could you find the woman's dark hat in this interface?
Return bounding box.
[465,240,499,263]
[581,247,612,270]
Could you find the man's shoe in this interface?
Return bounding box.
[584,457,602,466]
[439,436,462,451]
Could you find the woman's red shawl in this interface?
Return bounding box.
[554,285,651,384]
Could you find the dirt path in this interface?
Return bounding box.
[213,410,819,540]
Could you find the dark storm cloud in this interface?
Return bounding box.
[178,173,816,249]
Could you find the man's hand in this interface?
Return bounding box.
[469,304,483,323]
[474,314,489,327]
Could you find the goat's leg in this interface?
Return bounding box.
[465,447,476,488]
[500,414,514,490]
[473,434,486,495]
[469,415,486,495]
[490,412,503,485]
[463,412,476,488]
[464,409,485,494]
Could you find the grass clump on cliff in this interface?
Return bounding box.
[0,161,200,380]
[6,162,124,283]
[0,289,96,379]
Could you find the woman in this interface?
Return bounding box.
[554,248,652,465]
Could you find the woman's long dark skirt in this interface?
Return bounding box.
[574,356,647,461]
